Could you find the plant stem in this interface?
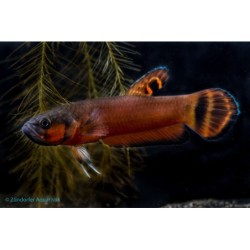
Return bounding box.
[106,42,126,95]
[82,43,99,98]
[38,42,46,111]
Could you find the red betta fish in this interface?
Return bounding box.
[22,67,240,177]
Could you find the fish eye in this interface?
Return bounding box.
[40,118,51,129]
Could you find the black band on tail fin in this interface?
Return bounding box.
[186,88,240,139]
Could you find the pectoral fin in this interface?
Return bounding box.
[80,108,109,138]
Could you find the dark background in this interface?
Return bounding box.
[1,42,250,207]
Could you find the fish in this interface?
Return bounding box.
[21,67,240,177]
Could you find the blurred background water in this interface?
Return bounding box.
[0,42,249,207]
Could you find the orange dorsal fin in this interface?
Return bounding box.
[126,67,169,96]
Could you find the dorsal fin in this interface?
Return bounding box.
[126,66,169,96]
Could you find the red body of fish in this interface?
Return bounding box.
[21,67,240,177]
[22,89,239,147]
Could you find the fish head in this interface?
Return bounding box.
[21,108,79,146]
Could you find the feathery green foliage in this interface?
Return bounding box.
[4,42,142,207]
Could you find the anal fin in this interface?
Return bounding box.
[103,124,186,147]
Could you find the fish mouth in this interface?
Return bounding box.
[21,122,49,146]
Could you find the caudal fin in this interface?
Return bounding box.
[185,88,240,139]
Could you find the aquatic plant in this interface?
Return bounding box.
[3,42,142,207]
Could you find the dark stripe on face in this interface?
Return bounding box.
[60,119,79,145]
[62,123,71,143]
